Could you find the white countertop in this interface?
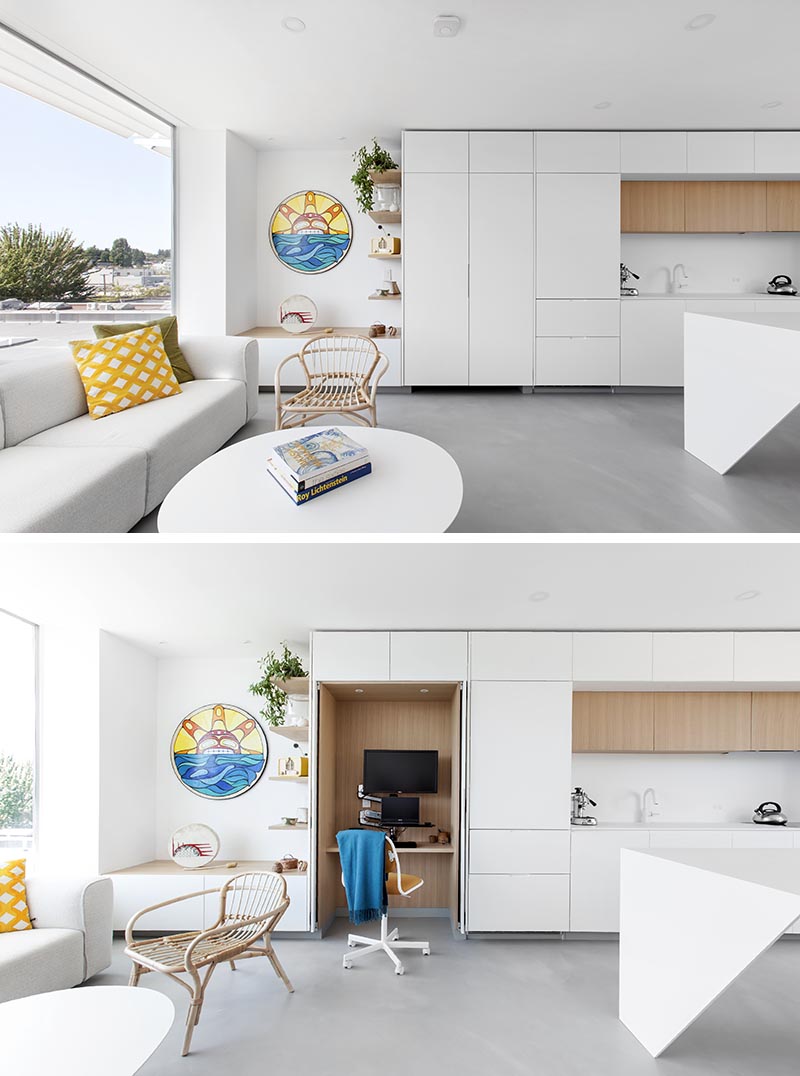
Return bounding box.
[622,292,800,301]
[574,821,800,831]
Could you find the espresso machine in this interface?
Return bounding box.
[571,787,598,826]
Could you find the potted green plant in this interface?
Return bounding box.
[351,139,399,214]
[249,644,307,727]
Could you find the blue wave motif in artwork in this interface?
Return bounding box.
[272,232,351,273]
[174,753,265,798]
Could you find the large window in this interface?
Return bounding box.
[0,610,37,854]
[0,25,173,349]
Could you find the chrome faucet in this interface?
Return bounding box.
[671,263,689,293]
[642,787,660,822]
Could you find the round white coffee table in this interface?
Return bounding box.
[0,986,174,1075]
[158,427,463,533]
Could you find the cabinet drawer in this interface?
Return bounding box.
[684,300,756,315]
[469,830,570,875]
[536,300,619,337]
[535,337,620,386]
[468,874,569,932]
[648,831,732,849]
[732,830,794,849]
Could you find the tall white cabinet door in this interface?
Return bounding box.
[621,300,685,387]
[469,131,533,173]
[403,131,469,173]
[469,172,534,385]
[404,172,469,385]
[469,681,572,829]
[536,173,620,298]
[312,631,390,682]
[389,631,468,681]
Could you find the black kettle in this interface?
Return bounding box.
[753,801,789,825]
[767,275,798,296]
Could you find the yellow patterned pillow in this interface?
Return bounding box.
[70,325,182,419]
[0,858,33,932]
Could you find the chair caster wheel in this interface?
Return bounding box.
[423,948,431,956]
[395,964,405,975]
[347,942,356,948]
[343,960,352,969]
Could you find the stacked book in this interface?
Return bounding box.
[266,427,371,505]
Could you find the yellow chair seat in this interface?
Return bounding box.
[387,872,421,895]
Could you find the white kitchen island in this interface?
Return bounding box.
[684,311,800,474]
[619,847,800,1058]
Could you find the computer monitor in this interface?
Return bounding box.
[380,796,420,826]
[363,750,439,794]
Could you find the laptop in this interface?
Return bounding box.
[380,796,420,826]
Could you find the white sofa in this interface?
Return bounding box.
[0,875,113,1004]
[0,335,259,532]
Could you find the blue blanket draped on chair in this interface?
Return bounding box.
[337,829,388,925]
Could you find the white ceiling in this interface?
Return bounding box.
[3,541,800,658]
[1,1,799,149]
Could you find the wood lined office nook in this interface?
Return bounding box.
[316,681,462,933]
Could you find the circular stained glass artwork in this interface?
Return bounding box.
[269,190,352,274]
[169,823,220,869]
[170,703,268,800]
[278,294,318,333]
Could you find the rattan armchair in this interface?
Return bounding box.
[125,871,293,1056]
[274,332,389,430]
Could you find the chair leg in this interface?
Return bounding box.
[229,960,237,971]
[128,963,142,988]
[266,942,295,993]
[182,997,202,1057]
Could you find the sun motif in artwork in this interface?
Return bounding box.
[274,191,347,236]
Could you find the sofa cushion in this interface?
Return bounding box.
[70,326,182,420]
[0,859,32,933]
[0,446,147,532]
[24,380,246,514]
[0,354,88,448]
[93,316,194,383]
[0,928,85,1004]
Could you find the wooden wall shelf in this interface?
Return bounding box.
[271,725,309,742]
[368,253,402,260]
[368,294,401,301]
[270,823,309,831]
[369,210,401,224]
[268,775,308,783]
[369,169,402,187]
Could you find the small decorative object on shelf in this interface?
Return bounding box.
[275,855,308,873]
[382,269,400,295]
[249,645,307,727]
[281,816,298,826]
[369,323,386,337]
[351,139,399,214]
[370,229,401,256]
[170,823,221,869]
[297,807,309,824]
[438,830,451,845]
[278,295,318,334]
[278,755,309,778]
[387,325,399,337]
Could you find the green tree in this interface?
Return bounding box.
[0,755,33,829]
[110,236,133,267]
[85,244,111,266]
[0,224,92,303]
[157,248,171,260]
[129,248,146,267]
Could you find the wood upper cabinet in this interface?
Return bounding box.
[767,182,800,232]
[684,182,766,233]
[572,692,654,752]
[654,692,752,752]
[621,182,685,233]
[751,693,800,749]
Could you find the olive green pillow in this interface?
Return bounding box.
[92,316,194,383]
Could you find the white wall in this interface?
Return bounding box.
[572,752,800,824]
[621,233,800,294]
[155,647,310,863]
[97,632,157,873]
[225,131,258,335]
[256,147,402,329]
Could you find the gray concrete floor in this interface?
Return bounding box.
[94,921,800,1075]
[133,389,800,533]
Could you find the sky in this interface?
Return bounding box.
[0,84,172,252]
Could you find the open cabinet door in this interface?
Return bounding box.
[458,681,468,935]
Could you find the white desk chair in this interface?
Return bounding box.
[342,835,430,975]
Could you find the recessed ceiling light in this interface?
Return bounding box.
[433,15,461,38]
[735,589,761,601]
[337,136,347,141]
[419,688,430,694]
[761,100,783,110]
[242,639,252,645]
[281,16,306,33]
[686,13,716,31]
[158,641,168,646]
[593,101,613,110]
[529,590,551,603]
[354,688,365,694]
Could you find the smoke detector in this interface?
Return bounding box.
[433,15,461,38]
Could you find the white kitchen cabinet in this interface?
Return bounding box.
[535,132,620,173]
[652,632,735,681]
[754,132,800,174]
[684,299,756,315]
[687,132,755,174]
[469,632,573,681]
[312,631,390,682]
[734,632,800,682]
[111,874,205,932]
[469,131,533,173]
[469,172,534,385]
[648,830,732,849]
[468,873,570,932]
[570,830,650,932]
[536,300,619,337]
[621,132,687,175]
[573,633,653,682]
[469,681,572,829]
[536,173,620,299]
[403,130,468,173]
[754,299,800,313]
[470,830,571,874]
[535,337,620,386]
[732,830,794,849]
[389,631,468,681]
[257,335,403,389]
[403,172,469,385]
[620,300,685,387]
